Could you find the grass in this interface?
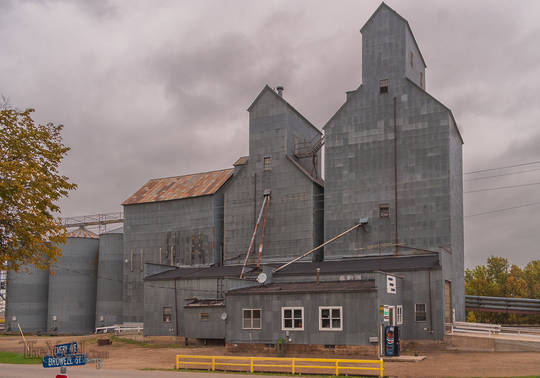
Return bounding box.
[0,351,42,365]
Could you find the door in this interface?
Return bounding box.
[444,280,452,323]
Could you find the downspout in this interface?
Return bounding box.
[174,279,179,337]
[393,97,399,256]
[428,270,433,333]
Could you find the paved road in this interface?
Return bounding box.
[0,364,291,377]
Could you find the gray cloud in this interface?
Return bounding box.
[1,0,539,267]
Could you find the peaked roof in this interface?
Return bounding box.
[67,227,99,239]
[361,2,427,68]
[123,168,234,205]
[247,85,322,135]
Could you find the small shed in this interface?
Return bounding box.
[184,299,226,341]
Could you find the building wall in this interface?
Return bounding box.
[325,78,455,259]
[95,230,123,328]
[47,237,98,334]
[184,306,226,339]
[6,265,49,333]
[123,194,220,322]
[449,121,465,320]
[224,88,323,265]
[143,277,252,336]
[226,291,378,345]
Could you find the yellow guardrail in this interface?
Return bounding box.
[175,354,383,377]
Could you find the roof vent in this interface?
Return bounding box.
[276,86,284,97]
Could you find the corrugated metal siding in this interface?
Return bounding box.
[123,168,233,205]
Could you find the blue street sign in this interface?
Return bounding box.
[42,354,87,368]
[53,342,78,357]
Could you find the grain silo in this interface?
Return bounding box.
[5,265,49,334]
[95,226,123,328]
[47,227,99,334]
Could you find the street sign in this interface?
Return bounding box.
[42,354,87,368]
[53,342,78,357]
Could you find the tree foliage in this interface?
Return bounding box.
[0,107,76,271]
[465,256,540,324]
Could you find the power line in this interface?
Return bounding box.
[465,201,540,218]
[464,181,540,194]
[464,167,540,182]
[464,160,540,175]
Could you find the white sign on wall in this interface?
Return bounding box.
[387,275,396,294]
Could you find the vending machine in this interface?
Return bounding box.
[384,326,400,356]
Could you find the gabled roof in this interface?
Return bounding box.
[247,85,322,136]
[286,155,324,187]
[323,85,362,131]
[233,156,248,166]
[406,78,463,144]
[123,168,234,205]
[67,227,99,239]
[360,2,427,68]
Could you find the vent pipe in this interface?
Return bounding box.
[276,86,284,97]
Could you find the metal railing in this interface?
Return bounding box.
[176,354,383,377]
[466,295,540,315]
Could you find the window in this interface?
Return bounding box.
[200,312,209,321]
[319,306,343,331]
[379,79,388,94]
[420,72,424,88]
[410,51,414,67]
[415,303,427,322]
[379,204,390,218]
[242,309,262,329]
[264,157,272,171]
[282,307,304,330]
[162,307,172,322]
[396,305,403,325]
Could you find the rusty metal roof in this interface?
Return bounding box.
[123,168,234,205]
[66,227,99,239]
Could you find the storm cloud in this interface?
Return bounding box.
[1,0,539,267]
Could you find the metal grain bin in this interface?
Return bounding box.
[47,227,99,334]
[5,265,49,333]
[95,226,123,328]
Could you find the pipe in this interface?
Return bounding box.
[428,270,433,333]
[274,223,361,273]
[316,268,320,284]
[394,96,399,256]
[174,279,179,337]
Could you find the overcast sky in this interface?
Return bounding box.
[2,0,539,268]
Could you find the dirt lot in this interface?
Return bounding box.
[0,335,539,377]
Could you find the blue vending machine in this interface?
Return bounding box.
[384,326,400,356]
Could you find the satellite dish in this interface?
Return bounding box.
[220,312,228,320]
[257,272,268,284]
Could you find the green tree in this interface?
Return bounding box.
[465,256,540,324]
[0,107,76,271]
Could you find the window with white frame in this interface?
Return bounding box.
[396,305,403,325]
[282,307,304,330]
[242,309,261,329]
[415,303,427,321]
[319,306,343,331]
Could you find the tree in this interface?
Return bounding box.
[465,256,540,324]
[0,106,76,271]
